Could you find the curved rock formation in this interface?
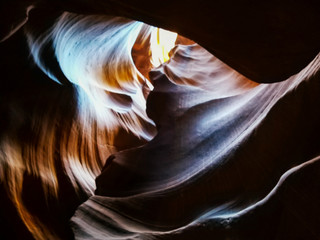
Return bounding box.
[72,42,320,240]
[1,1,320,240]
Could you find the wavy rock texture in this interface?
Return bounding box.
[72,44,320,239]
[2,0,320,82]
[1,1,320,240]
[0,10,157,240]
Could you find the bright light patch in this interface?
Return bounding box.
[150,28,178,67]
